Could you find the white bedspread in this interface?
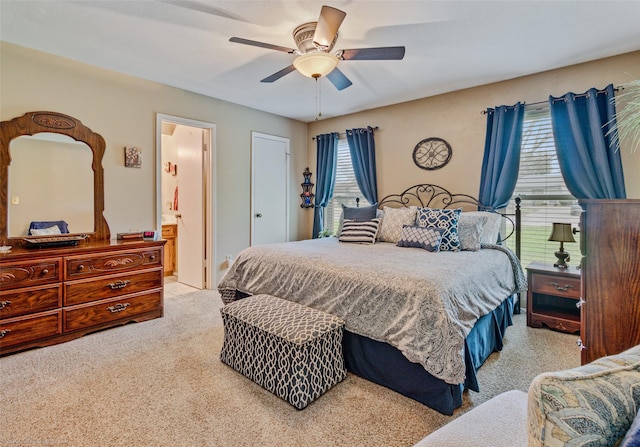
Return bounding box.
[218,237,523,384]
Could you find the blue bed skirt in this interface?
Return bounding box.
[342,294,515,415]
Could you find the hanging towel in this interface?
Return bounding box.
[173,186,178,211]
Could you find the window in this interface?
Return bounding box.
[505,106,581,268]
[324,138,367,234]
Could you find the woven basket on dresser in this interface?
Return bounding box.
[220,294,347,409]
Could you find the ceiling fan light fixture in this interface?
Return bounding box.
[293,52,339,78]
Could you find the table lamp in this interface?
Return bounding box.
[548,222,576,268]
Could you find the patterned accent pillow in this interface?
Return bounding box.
[458,213,488,251]
[377,206,418,243]
[337,203,378,235]
[621,411,640,447]
[416,208,462,252]
[527,344,640,447]
[463,211,502,244]
[396,225,443,252]
[339,218,381,244]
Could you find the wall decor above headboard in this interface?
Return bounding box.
[412,137,452,170]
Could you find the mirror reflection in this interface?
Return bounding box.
[8,133,94,237]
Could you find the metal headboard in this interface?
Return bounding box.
[378,184,519,242]
[377,183,522,313]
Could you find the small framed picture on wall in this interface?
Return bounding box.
[125,146,142,168]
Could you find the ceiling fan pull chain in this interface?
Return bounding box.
[315,76,323,121]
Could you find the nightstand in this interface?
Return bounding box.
[526,261,581,334]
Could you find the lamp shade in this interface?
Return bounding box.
[548,222,576,243]
[293,52,339,78]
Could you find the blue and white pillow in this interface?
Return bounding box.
[337,203,378,235]
[339,218,381,244]
[396,225,444,252]
[620,411,640,447]
[416,207,462,252]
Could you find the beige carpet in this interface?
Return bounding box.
[1,290,579,447]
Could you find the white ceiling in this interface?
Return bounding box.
[2,1,640,123]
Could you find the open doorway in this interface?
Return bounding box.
[156,114,215,290]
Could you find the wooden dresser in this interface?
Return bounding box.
[579,199,640,364]
[0,239,165,355]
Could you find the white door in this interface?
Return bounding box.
[176,124,204,288]
[251,132,289,246]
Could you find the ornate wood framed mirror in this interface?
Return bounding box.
[0,111,110,245]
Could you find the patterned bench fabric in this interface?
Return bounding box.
[220,294,347,409]
[528,345,640,447]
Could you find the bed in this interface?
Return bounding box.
[218,184,525,415]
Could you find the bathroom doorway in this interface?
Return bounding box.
[156,114,215,290]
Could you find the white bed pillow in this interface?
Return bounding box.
[463,211,502,245]
[457,213,488,251]
[377,206,418,243]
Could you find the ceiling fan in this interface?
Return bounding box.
[229,5,405,91]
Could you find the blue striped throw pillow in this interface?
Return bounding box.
[339,218,381,244]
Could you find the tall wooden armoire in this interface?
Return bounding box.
[579,199,640,364]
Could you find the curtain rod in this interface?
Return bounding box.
[312,126,379,140]
[480,86,622,115]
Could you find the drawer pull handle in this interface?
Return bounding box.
[107,303,130,313]
[108,280,131,290]
[576,338,587,351]
[150,255,156,261]
[77,264,85,271]
[0,300,12,310]
[0,329,11,338]
[41,269,49,275]
[576,298,585,309]
[550,282,575,292]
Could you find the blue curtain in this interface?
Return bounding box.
[549,84,626,199]
[313,133,339,238]
[478,102,525,210]
[346,127,378,205]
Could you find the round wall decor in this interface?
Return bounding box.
[412,137,452,170]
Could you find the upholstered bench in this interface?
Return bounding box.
[220,294,347,409]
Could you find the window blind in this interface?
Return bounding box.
[325,139,366,234]
[505,106,581,267]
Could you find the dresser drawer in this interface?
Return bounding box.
[64,290,162,332]
[65,247,162,280]
[0,310,62,349]
[531,273,581,299]
[0,284,62,319]
[65,268,163,306]
[0,258,62,290]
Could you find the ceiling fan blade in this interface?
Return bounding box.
[261,65,297,83]
[340,46,406,60]
[229,37,296,54]
[326,67,353,91]
[313,5,346,49]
